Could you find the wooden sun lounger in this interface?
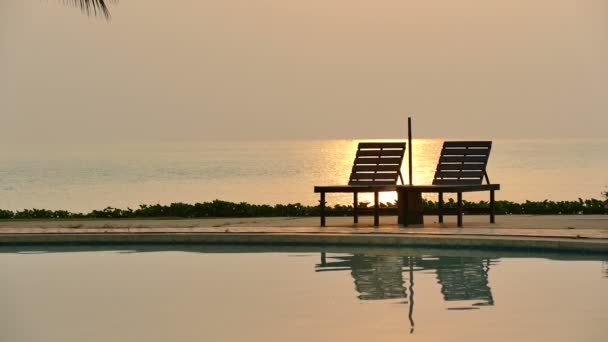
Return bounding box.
[314,142,406,227]
[396,141,500,227]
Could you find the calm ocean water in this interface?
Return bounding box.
[0,139,606,212]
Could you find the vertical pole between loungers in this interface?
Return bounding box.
[408,117,413,185]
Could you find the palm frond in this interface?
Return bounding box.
[60,0,119,20]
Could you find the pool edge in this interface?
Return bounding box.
[1,233,606,254]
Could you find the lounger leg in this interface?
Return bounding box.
[457,192,463,227]
[397,189,405,225]
[353,192,359,224]
[438,192,444,224]
[320,192,326,227]
[374,191,379,227]
[490,190,495,224]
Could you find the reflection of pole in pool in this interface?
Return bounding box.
[408,256,415,333]
[408,117,413,185]
[484,258,496,305]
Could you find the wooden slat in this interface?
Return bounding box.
[358,142,406,149]
[353,165,401,172]
[354,157,402,165]
[396,184,500,192]
[440,156,488,163]
[443,141,492,148]
[314,185,399,193]
[437,164,486,171]
[441,148,490,156]
[357,149,404,157]
[349,180,397,186]
[432,179,483,185]
[350,172,398,180]
[434,171,485,178]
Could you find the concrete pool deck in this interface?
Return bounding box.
[1,215,607,253]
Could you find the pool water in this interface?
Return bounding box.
[1,246,606,342]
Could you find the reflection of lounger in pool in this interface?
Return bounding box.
[415,256,496,307]
[317,254,407,300]
[316,253,495,307]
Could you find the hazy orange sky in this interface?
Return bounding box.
[1,0,607,143]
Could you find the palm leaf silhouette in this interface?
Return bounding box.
[60,0,118,19]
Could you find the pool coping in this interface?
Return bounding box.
[1,231,607,253]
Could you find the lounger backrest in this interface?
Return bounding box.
[432,141,492,185]
[349,142,406,186]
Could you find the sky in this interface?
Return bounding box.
[1,0,607,143]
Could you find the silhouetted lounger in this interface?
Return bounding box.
[314,142,406,227]
[397,141,500,227]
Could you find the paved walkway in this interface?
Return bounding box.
[1,215,607,239]
[1,215,607,253]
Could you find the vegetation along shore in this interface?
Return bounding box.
[1,196,607,220]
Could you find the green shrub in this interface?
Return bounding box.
[0,209,14,219]
[1,197,606,220]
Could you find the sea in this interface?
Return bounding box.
[0,139,606,212]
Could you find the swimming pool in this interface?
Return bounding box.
[1,245,606,342]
